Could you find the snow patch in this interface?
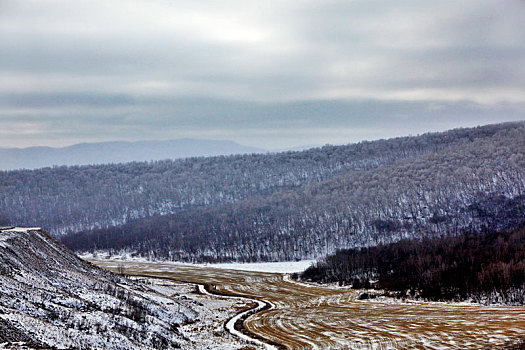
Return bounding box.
[79,252,315,274]
[202,260,316,273]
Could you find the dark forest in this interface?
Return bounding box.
[300,226,525,305]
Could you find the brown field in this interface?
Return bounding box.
[89,259,525,350]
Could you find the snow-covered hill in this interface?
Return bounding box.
[64,123,525,262]
[4,122,521,237]
[0,227,229,349]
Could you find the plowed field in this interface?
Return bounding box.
[90,259,525,349]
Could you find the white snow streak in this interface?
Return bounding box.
[197,284,277,350]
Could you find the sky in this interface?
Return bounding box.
[0,0,524,150]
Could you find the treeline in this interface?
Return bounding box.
[62,124,525,262]
[300,226,525,305]
[0,122,520,235]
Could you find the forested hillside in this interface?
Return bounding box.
[299,226,525,305]
[62,123,525,262]
[3,122,518,235]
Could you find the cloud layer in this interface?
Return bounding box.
[0,0,524,148]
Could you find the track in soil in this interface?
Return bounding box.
[90,259,525,350]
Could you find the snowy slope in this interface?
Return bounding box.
[0,227,199,349]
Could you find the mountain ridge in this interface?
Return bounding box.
[63,125,525,262]
[4,122,522,236]
[57,122,525,262]
[0,138,266,170]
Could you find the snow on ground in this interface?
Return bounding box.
[201,260,316,273]
[1,228,263,349]
[197,284,277,350]
[1,227,41,232]
[79,252,316,274]
[132,277,265,350]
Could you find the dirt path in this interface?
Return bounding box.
[89,259,525,349]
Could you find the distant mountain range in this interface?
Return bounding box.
[0,139,266,170]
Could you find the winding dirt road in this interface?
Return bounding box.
[90,259,525,349]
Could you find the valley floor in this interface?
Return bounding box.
[89,258,525,350]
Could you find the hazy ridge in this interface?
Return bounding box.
[0,138,265,170]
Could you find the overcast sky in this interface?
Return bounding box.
[0,0,524,149]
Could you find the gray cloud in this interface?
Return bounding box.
[1,94,523,149]
[0,0,524,148]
